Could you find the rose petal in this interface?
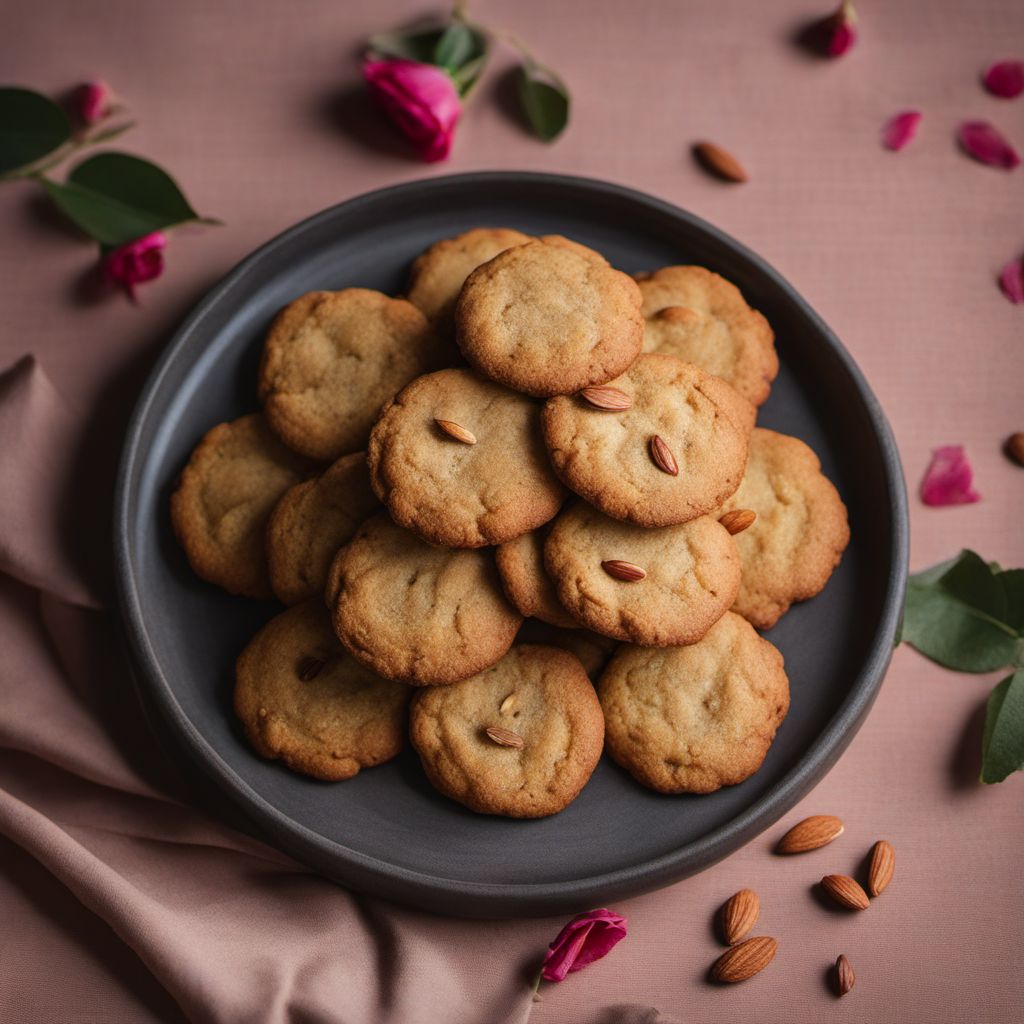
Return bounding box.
[74,81,110,125]
[882,110,922,151]
[103,231,166,302]
[958,121,1021,170]
[826,20,857,58]
[983,60,1024,99]
[999,256,1024,304]
[921,446,981,507]
[541,909,628,982]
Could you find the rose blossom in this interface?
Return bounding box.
[541,909,628,983]
[363,59,461,162]
[75,81,111,125]
[103,232,166,301]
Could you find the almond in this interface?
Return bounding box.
[709,936,777,983]
[694,141,749,183]
[580,385,632,411]
[649,435,679,476]
[1005,432,1024,467]
[435,418,477,445]
[719,889,760,945]
[867,839,895,896]
[484,725,524,749]
[601,559,647,582]
[719,508,757,535]
[499,693,516,715]
[775,814,844,854]
[820,874,870,911]
[297,655,327,682]
[834,954,855,996]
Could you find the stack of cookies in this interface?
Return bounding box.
[171,229,850,818]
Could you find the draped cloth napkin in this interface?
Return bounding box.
[0,354,557,1024]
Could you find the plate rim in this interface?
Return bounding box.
[114,170,909,916]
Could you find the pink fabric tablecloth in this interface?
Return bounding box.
[1,1,1021,1021]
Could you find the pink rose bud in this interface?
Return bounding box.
[363,59,461,162]
[958,121,1021,170]
[983,60,1024,99]
[920,445,981,507]
[541,909,627,983]
[103,232,166,301]
[882,110,922,151]
[75,80,111,125]
[821,0,857,57]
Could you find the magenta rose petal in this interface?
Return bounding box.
[920,446,981,507]
[983,60,1024,99]
[102,231,166,302]
[821,0,858,57]
[540,909,628,983]
[999,256,1024,304]
[74,80,110,125]
[882,111,922,151]
[958,121,1021,170]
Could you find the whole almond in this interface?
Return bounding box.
[1004,432,1024,467]
[694,141,749,183]
[834,954,855,996]
[719,508,757,536]
[580,385,633,411]
[719,889,760,945]
[499,693,516,715]
[601,559,647,582]
[820,874,870,911]
[435,418,477,445]
[867,839,895,896]
[775,814,844,854]
[649,435,679,476]
[709,936,777,983]
[484,725,524,749]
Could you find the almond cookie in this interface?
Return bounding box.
[544,503,741,646]
[328,514,522,685]
[170,413,313,599]
[515,619,617,680]
[367,368,564,548]
[542,353,754,528]
[234,601,409,781]
[455,238,643,397]
[719,428,850,629]
[599,612,789,794]
[495,526,577,628]
[409,644,605,817]
[258,288,447,461]
[266,452,380,605]
[635,265,776,406]
[537,234,609,264]
[406,227,532,327]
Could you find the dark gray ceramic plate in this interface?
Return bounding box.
[115,172,907,918]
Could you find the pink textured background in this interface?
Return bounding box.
[1,1,1022,1021]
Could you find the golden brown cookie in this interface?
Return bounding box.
[542,354,753,527]
[234,601,409,781]
[635,266,776,406]
[328,514,522,685]
[719,428,850,629]
[537,234,609,264]
[170,413,313,599]
[266,452,380,605]
[544,502,741,646]
[409,644,605,817]
[406,227,532,327]
[367,369,564,548]
[599,612,789,794]
[258,288,447,461]
[495,527,577,628]
[455,239,644,397]
[515,619,617,680]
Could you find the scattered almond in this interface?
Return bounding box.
[297,655,327,681]
[435,418,477,445]
[719,508,757,536]
[693,141,749,183]
[867,839,895,896]
[1004,432,1024,467]
[580,385,632,411]
[834,954,855,996]
[499,693,516,715]
[649,435,679,476]
[775,815,844,854]
[601,559,647,582]
[719,889,760,945]
[820,874,870,911]
[709,936,777,983]
[484,725,524,749]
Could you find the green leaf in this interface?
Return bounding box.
[41,152,215,247]
[450,54,488,93]
[434,23,476,70]
[902,550,1022,673]
[981,670,1024,783]
[368,25,445,64]
[0,87,73,176]
[516,59,570,143]
[997,569,1024,633]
